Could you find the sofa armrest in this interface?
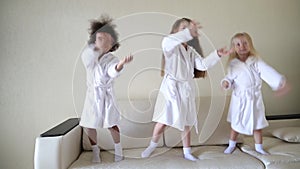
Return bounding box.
[34,118,82,169]
[266,114,300,120]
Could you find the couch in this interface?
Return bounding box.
[34,96,300,169]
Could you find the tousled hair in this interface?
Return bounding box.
[88,15,120,52]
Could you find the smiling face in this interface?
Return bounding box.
[228,32,257,64]
[94,32,113,54]
[232,36,251,61]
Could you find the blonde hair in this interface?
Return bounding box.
[227,32,258,64]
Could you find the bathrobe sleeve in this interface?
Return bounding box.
[81,46,100,73]
[107,56,123,78]
[221,62,237,90]
[162,28,193,53]
[194,50,221,71]
[256,58,285,91]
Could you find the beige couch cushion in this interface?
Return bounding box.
[264,119,300,137]
[82,99,163,150]
[164,96,243,147]
[69,146,264,169]
[271,127,300,143]
[241,136,300,169]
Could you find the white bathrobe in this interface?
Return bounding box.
[222,56,285,135]
[153,28,221,133]
[80,44,122,129]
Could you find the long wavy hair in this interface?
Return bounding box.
[87,15,120,52]
[161,18,205,78]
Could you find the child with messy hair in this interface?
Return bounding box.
[80,15,133,163]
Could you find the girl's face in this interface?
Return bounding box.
[177,20,189,32]
[233,36,250,57]
[95,32,113,53]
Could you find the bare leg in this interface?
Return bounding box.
[85,128,100,162]
[230,128,239,141]
[181,126,191,148]
[253,129,262,144]
[108,125,123,162]
[253,129,269,155]
[152,122,166,143]
[108,125,120,144]
[224,128,239,154]
[181,126,197,161]
[86,128,97,145]
[141,122,166,158]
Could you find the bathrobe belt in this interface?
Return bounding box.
[94,82,114,116]
[234,85,260,128]
[165,74,193,98]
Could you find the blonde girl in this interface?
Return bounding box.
[221,32,289,154]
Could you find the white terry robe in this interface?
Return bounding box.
[80,44,122,129]
[222,56,285,135]
[153,28,221,133]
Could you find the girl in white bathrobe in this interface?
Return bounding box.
[221,32,289,155]
[80,16,133,163]
[141,18,232,161]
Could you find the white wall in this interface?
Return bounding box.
[0,0,299,168]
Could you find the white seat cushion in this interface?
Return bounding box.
[240,136,300,169]
[69,146,264,169]
[271,127,300,143]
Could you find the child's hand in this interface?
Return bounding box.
[217,47,234,57]
[121,54,133,64]
[222,80,230,89]
[274,81,291,97]
[116,54,133,71]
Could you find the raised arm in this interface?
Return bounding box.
[194,50,220,71]
[257,58,285,91]
[162,28,193,52]
[162,20,200,52]
[115,54,133,72]
[194,47,233,71]
[108,54,133,78]
[81,46,100,72]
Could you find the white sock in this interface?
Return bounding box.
[183,147,197,161]
[91,145,101,163]
[224,140,236,154]
[255,144,269,155]
[114,143,123,162]
[141,141,158,158]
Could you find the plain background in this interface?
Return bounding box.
[0,0,299,168]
